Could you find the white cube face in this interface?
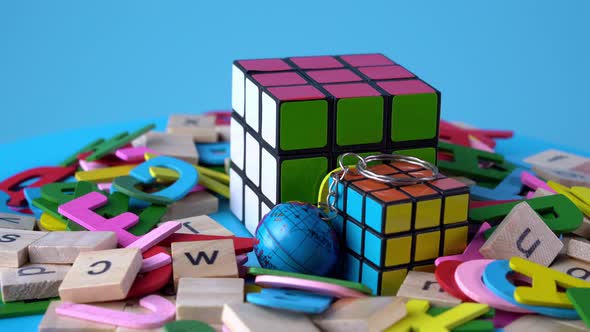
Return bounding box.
[245,132,260,187]
[232,65,245,117]
[244,184,260,235]
[260,201,272,221]
[230,118,244,170]
[260,147,278,204]
[229,169,243,221]
[261,92,277,149]
[245,78,259,132]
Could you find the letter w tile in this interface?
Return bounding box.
[184,250,219,265]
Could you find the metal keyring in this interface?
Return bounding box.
[356,154,439,185]
[320,153,438,221]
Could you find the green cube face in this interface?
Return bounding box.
[336,97,384,146]
[280,156,328,203]
[323,83,385,148]
[391,93,438,142]
[394,147,437,164]
[279,100,328,151]
[375,79,439,143]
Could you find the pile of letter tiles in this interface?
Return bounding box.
[2,56,590,332]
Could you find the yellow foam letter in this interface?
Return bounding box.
[511,256,590,308]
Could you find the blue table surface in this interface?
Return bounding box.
[0,116,588,330]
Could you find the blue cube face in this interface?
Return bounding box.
[346,186,363,222]
[365,196,384,233]
[345,219,363,255]
[363,230,383,266]
[336,181,346,211]
[361,262,380,295]
[344,253,361,283]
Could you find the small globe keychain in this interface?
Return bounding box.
[318,152,439,221]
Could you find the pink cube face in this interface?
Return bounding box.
[306,69,363,84]
[340,54,395,67]
[377,79,435,96]
[237,58,292,72]
[358,65,415,80]
[252,72,307,87]
[289,56,344,69]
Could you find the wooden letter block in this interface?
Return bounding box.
[526,149,590,187]
[312,296,407,332]
[39,300,124,332]
[115,297,176,332]
[222,302,320,332]
[167,115,218,143]
[176,277,244,325]
[161,191,219,222]
[59,248,143,303]
[171,215,233,236]
[1,264,70,302]
[551,256,590,282]
[0,213,35,231]
[171,239,238,286]
[567,238,590,264]
[504,315,587,332]
[132,131,199,164]
[479,202,563,266]
[28,231,118,264]
[0,229,47,267]
[395,271,461,307]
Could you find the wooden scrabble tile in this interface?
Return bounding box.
[133,131,199,164]
[0,229,47,267]
[59,248,142,303]
[533,166,590,188]
[574,216,590,239]
[479,201,563,266]
[222,302,320,332]
[555,319,590,332]
[550,255,590,282]
[217,125,230,142]
[525,149,590,170]
[1,264,70,302]
[176,277,244,325]
[169,215,233,236]
[395,271,461,307]
[0,212,35,230]
[312,296,407,332]
[525,149,590,187]
[39,300,124,332]
[504,315,587,332]
[28,231,117,264]
[167,115,218,143]
[567,238,590,264]
[115,297,176,332]
[171,240,238,286]
[161,191,219,222]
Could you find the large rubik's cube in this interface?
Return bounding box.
[230,54,441,233]
[332,162,470,295]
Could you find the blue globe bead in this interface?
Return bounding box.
[254,202,340,276]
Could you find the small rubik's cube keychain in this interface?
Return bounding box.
[318,152,471,295]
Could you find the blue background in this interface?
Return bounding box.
[1,1,590,330]
[1,0,589,151]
